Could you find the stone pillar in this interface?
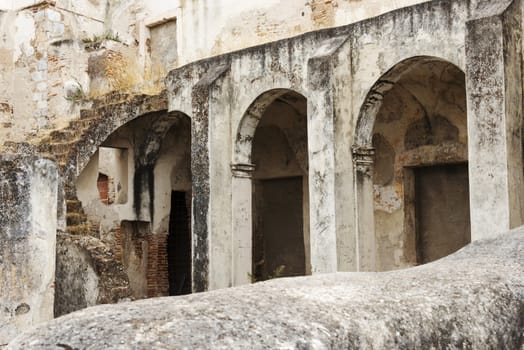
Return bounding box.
[231,163,255,286]
[191,63,230,292]
[307,57,338,274]
[0,155,58,345]
[352,146,376,271]
[191,84,212,293]
[466,5,524,240]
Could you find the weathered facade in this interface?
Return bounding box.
[0,0,523,346]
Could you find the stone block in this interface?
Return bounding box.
[0,155,58,346]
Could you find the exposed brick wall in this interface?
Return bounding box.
[114,224,123,262]
[108,176,116,205]
[146,233,169,297]
[97,173,109,205]
[157,233,169,295]
[309,0,335,28]
[97,173,115,205]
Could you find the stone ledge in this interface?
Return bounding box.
[8,228,524,349]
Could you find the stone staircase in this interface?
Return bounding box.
[48,93,138,307]
[38,92,136,174]
[65,198,97,237]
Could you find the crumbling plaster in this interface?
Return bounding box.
[3,0,433,141]
[161,0,524,289]
[0,0,437,150]
[108,0,430,70]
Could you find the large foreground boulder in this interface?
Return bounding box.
[9,228,524,349]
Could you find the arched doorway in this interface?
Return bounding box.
[353,57,470,271]
[71,111,192,301]
[233,89,310,282]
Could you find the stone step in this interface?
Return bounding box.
[92,93,162,114]
[66,223,93,236]
[69,117,98,130]
[3,141,37,154]
[45,141,78,155]
[66,199,83,212]
[53,152,70,165]
[66,212,87,226]
[49,129,76,142]
[80,109,96,120]
[91,92,131,109]
[53,149,69,158]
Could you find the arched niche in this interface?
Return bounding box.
[231,89,310,283]
[352,56,470,271]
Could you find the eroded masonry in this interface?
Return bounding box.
[0,0,523,345]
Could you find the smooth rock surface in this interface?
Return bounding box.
[9,228,524,349]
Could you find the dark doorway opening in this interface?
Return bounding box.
[167,191,191,295]
[414,163,471,264]
[253,176,305,280]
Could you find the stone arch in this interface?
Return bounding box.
[74,109,191,220]
[231,88,309,284]
[233,88,307,166]
[61,93,179,188]
[71,107,193,302]
[354,56,458,148]
[352,56,469,271]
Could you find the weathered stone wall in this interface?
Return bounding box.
[0,0,431,150]
[164,0,481,289]
[0,155,57,346]
[108,0,430,71]
[0,1,104,148]
[1,0,523,326]
[170,0,524,290]
[7,227,523,349]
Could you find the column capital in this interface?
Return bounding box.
[231,163,256,178]
[352,145,375,175]
[352,145,375,163]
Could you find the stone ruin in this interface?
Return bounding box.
[0,0,523,347]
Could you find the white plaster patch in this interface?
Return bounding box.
[14,13,35,62]
[45,8,61,22]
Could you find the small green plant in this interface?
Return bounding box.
[82,30,121,46]
[247,272,257,283]
[248,265,286,283]
[65,79,86,104]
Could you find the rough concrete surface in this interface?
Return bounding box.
[8,227,524,349]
